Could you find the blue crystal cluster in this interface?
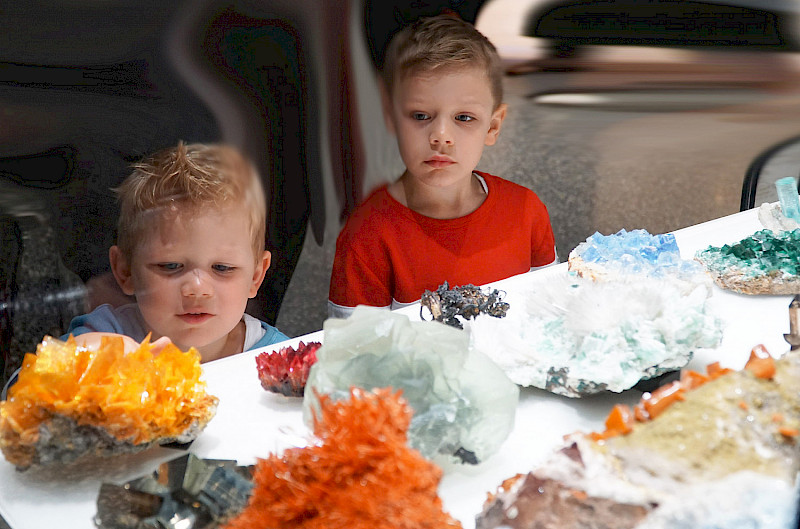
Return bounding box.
[573,229,703,279]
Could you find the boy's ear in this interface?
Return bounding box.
[249,250,271,298]
[484,103,508,146]
[109,245,136,296]
[378,77,396,135]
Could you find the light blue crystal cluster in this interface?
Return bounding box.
[572,229,704,279]
[302,306,519,466]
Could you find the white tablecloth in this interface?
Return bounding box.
[0,207,794,529]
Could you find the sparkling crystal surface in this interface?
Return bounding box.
[256,341,321,397]
[227,388,462,529]
[570,228,704,280]
[302,306,519,465]
[0,335,218,469]
[696,229,800,278]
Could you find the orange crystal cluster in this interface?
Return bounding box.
[225,387,463,529]
[0,335,218,468]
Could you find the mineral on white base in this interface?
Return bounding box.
[468,275,722,397]
[302,306,519,465]
[568,228,706,282]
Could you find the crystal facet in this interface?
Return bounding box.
[776,176,800,222]
[303,306,519,465]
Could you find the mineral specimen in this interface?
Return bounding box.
[303,306,519,465]
[420,281,510,329]
[568,228,705,282]
[758,201,800,233]
[0,335,218,470]
[225,387,462,529]
[95,454,253,529]
[695,229,800,294]
[468,274,722,397]
[255,341,321,397]
[776,176,800,222]
[477,349,800,529]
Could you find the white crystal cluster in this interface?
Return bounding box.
[468,275,722,396]
[758,201,800,233]
[634,471,799,529]
[302,306,519,465]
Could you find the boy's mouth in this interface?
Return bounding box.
[179,312,213,325]
[425,156,455,169]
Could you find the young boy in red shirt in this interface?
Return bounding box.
[328,14,557,318]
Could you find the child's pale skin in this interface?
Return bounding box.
[383,65,507,220]
[75,203,270,363]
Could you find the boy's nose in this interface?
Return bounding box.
[181,269,212,298]
[429,119,454,146]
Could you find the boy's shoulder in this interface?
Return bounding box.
[339,184,402,233]
[477,171,542,203]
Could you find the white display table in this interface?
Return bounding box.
[0,207,794,529]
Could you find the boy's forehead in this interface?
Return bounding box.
[394,65,495,100]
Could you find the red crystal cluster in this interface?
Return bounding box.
[224,387,462,529]
[255,341,321,397]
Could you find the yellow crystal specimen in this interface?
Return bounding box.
[0,335,218,469]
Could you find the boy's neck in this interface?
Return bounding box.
[192,318,246,363]
[390,171,487,220]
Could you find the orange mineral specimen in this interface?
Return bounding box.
[225,387,462,529]
[0,335,218,469]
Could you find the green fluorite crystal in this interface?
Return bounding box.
[697,229,800,278]
[302,306,519,466]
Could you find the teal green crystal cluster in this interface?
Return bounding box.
[302,306,519,466]
[696,229,800,278]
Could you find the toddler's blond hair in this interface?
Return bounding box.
[115,142,266,264]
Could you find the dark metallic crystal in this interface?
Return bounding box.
[95,454,253,529]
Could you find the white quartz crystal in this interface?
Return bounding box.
[758,201,800,233]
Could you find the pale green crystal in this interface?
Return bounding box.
[302,306,519,466]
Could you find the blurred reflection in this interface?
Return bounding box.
[0,178,88,385]
[471,0,800,265]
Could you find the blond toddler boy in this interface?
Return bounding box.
[63,142,288,362]
[328,15,557,318]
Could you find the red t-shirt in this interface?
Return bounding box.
[328,171,556,311]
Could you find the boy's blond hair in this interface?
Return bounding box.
[115,142,266,264]
[381,14,504,108]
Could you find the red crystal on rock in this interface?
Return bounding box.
[255,341,321,397]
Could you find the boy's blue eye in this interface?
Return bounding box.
[213,264,234,273]
[159,263,181,271]
[412,112,429,121]
[455,114,474,122]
